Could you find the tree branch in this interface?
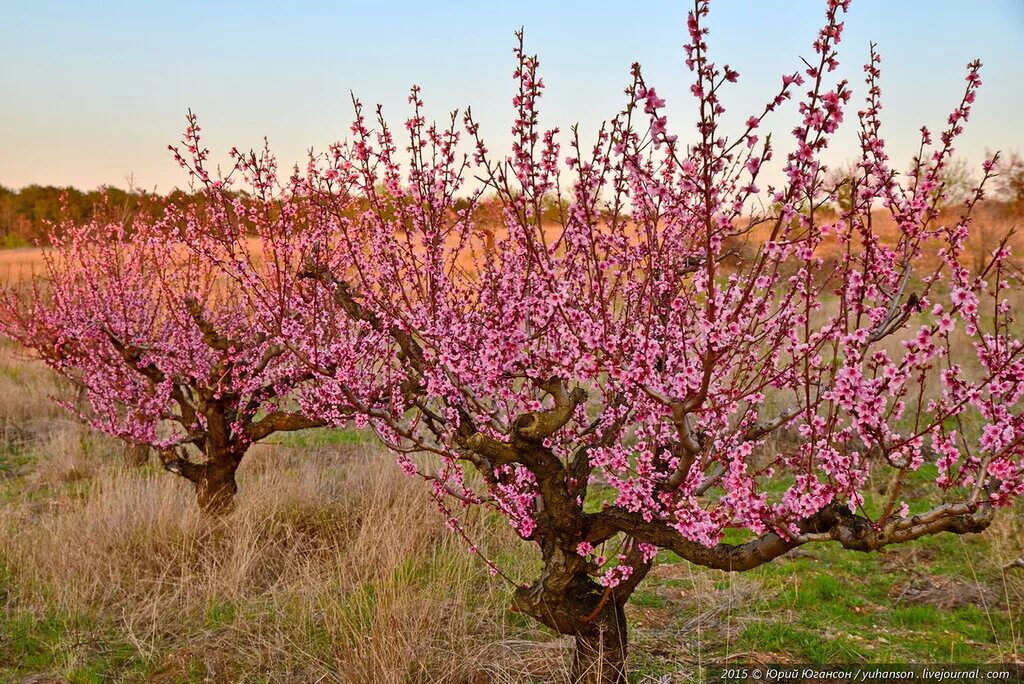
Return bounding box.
[244,410,327,442]
[184,297,233,351]
[512,377,587,442]
[583,498,995,572]
[157,447,204,484]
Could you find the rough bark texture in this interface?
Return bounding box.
[513,557,638,684]
[159,432,245,515]
[571,596,628,684]
[195,453,240,513]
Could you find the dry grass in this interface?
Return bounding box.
[0,350,573,682]
[0,247,48,284]
[0,446,561,682]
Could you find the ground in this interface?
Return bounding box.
[0,345,1020,682]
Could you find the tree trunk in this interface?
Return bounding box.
[570,599,628,684]
[195,458,239,513]
[514,564,632,684]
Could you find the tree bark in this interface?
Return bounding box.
[571,599,628,684]
[514,566,632,684]
[195,457,239,513]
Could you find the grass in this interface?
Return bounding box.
[0,347,1020,681]
[626,520,1023,674]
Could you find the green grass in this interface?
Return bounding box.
[626,521,1021,680]
[1,420,1020,681]
[0,608,153,683]
[204,599,237,630]
[631,590,669,609]
[0,440,32,475]
[266,427,370,449]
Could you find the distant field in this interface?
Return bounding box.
[0,247,45,282]
[0,204,1017,282]
[0,238,266,284]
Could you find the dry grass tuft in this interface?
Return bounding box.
[0,351,567,682]
[0,440,564,682]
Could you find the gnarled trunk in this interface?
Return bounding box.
[461,381,644,681]
[514,564,632,684]
[195,455,239,513]
[571,599,628,684]
[157,401,250,514]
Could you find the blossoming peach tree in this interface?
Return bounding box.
[261,1,1021,679]
[0,138,333,511]
[6,0,1022,680]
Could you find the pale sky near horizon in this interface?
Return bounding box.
[1,1,1022,192]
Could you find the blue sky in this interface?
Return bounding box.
[1,1,1022,191]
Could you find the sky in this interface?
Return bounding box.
[1,1,1022,193]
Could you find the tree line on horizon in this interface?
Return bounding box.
[0,184,204,248]
[2,151,1022,249]
[0,183,574,248]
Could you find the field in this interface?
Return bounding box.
[0,248,46,283]
[0,342,1020,683]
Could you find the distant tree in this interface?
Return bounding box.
[996,150,1024,215]
[933,157,980,209]
[953,151,1023,274]
[0,183,239,247]
[824,162,858,215]
[0,135,331,512]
